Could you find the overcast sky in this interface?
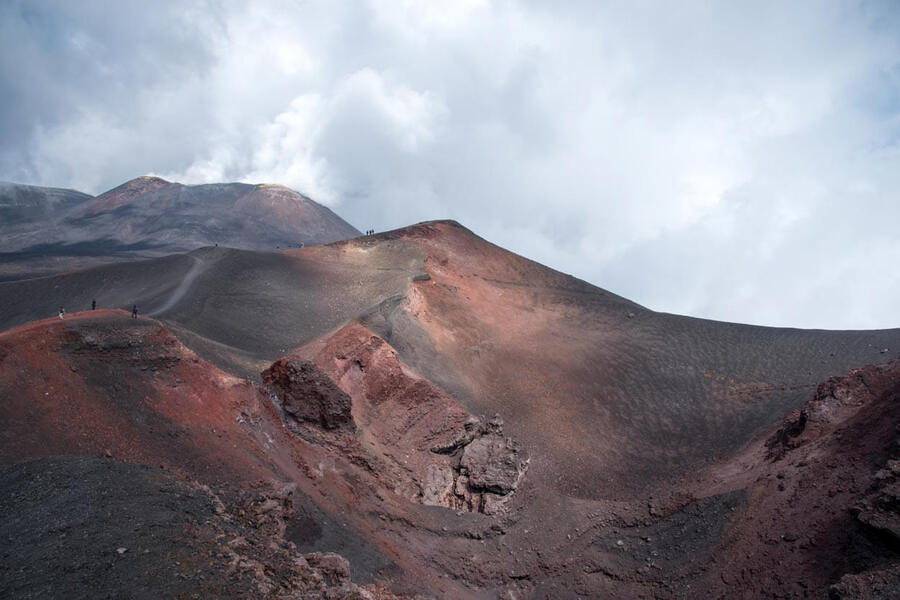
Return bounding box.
[2,1,899,329]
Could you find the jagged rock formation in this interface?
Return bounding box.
[264,323,528,515]
[700,357,900,598]
[429,415,527,513]
[766,360,900,461]
[461,434,523,494]
[263,358,354,430]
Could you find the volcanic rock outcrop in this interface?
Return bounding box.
[690,357,900,598]
[263,358,354,431]
[430,415,527,513]
[265,322,528,515]
[765,360,900,461]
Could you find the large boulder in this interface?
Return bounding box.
[460,435,523,495]
[303,552,351,586]
[262,358,353,430]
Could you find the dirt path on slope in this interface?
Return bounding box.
[147,254,206,316]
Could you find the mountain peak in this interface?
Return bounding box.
[89,175,173,211]
[116,174,172,189]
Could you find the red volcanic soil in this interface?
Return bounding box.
[2,223,900,598]
[331,223,900,498]
[0,310,265,479]
[0,311,418,598]
[82,175,171,213]
[679,358,900,598]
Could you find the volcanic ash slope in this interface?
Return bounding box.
[2,222,900,597]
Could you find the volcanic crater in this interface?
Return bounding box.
[2,201,900,598]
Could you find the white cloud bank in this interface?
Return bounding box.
[1,0,899,328]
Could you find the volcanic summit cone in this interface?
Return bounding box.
[0,177,360,280]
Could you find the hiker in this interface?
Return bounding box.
[58,306,65,320]
[131,304,138,319]
[91,299,96,311]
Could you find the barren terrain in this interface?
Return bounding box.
[0,177,360,280]
[2,220,900,598]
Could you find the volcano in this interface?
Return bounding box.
[0,177,360,281]
[1,194,899,598]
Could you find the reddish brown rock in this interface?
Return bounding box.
[828,565,900,599]
[766,361,900,461]
[304,552,351,586]
[262,358,353,430]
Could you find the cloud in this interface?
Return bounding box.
[1,0,899,328]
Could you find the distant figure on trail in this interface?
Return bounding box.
[131,304,138,319]
[91,299,96,311]
[58,306,65,320]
